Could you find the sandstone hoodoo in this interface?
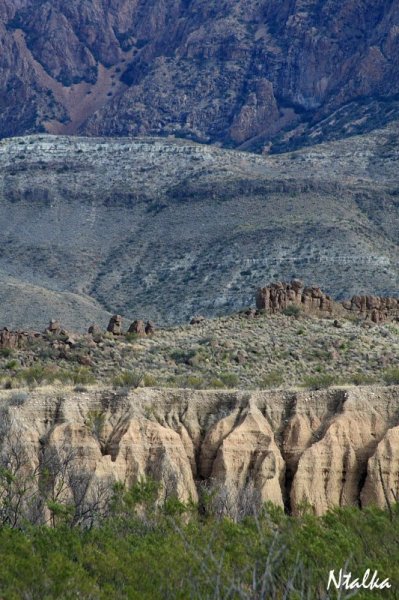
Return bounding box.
[45,320,63,335]
[256,280,333,316]
[145,321,156,336]
[107,315,123,336]
[342,295,399,324]
[128,320,146,337]
[256,280,399,323]
[88,324,102,336]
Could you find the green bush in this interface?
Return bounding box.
[70,367,96,386]
[209,378,225,389]
[0,489,397,599]
[219,372,239,388]
[185,375,204,389]
[350,372,377,386]
[125,332,139,343]
[282,304,301,317]
[112,370,144,389]
[18,364,46,386]
[259,371,284,389]
[383,368,399,385]
[301,373,335,390]
[0,348,13,358]
[143,373,157,387]
[5,360,18,370]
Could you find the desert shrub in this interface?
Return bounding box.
[18,364,46,386]
[143,373,157,387]
[113,370,144,389]
[70,367,96,385]
[8,391,29,406]
[259,371,284,389]
[219,372,239,388]
[301,373,335,390]
[5,360,18,370]
[0,483,397,599]
[382,368,399,385]
[209,378,225,389]
[0,348,13,358]
[282,304,301,317]
[86,410,105,440]
[125,332,139,343]
[185,375,204,389]
[170,349,196,364]
[350,372,377,386]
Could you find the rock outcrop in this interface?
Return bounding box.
[128,320,156,337]
[44,320,63,335]
[0,328,40,350]
[256,280,333,315]
[256,281,399,323]
[342,296,399,323]
[128,320,146,337]
[1,386,399,518]
[107,315,123,335]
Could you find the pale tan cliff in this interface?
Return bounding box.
[1,386,399,517]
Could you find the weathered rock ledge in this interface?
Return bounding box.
[2,386,399,516]
[256,280,399,323]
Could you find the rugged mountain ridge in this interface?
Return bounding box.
[1,0,399,150]
[2,386,399,517]
[0,127,398,329]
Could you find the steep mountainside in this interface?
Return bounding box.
[1,0,399,150]
[2,386,399,516]
[0,125,398,329]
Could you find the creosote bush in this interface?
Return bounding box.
[301,373,336,390]
[383,368,399,385]
[112,370,144,389]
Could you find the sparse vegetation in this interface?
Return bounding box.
[112,370,144,389]
[0,310,398,392]
[282,305,301,317]
[259,371,284,389]
[383,368,399,386]
[301,373,336,390]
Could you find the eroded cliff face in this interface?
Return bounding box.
[2,386,399,517]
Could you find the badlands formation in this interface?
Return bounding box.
[2,384,399,516]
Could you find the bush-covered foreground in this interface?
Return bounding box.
[0,483,398,599]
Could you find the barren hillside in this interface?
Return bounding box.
[0,126,398,328]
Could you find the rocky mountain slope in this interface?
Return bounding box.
[2,385,399,516]
[0,126,398,329]
[1,0,399,150]
[2,302,398,392]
